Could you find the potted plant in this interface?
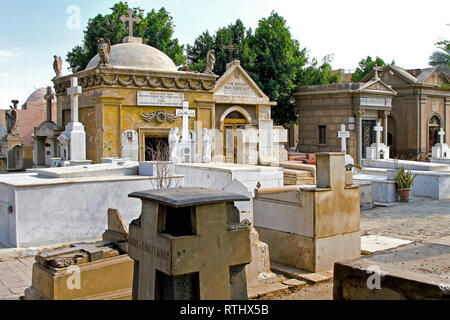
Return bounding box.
[395,167,417,202]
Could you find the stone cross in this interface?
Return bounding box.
[438,128,445,145]
[120,9,141,38]
[176,101,196,141]
[374,122,383,144]
[66,77,82,123]
[337,124,350,154]
[373,64,382,80]
[44,86,54,122]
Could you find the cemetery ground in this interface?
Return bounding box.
[0,198,449,300]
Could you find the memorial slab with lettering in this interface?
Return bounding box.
[137,91,184,107]
[128,187,252,300]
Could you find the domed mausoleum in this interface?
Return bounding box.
[52,13,285,165]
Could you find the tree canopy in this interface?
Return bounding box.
[352,56,395,82]
[66,1,185,72]
[187,12,339,124]
[67,3,340,124]
[429,40,450,68]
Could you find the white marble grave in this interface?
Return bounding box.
[0,163,184,248]
[365,122,390,160]
[58,77,87,163]
[431,128,450,164]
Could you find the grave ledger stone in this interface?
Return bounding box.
[128,187,252,300]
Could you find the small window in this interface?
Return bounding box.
[318,125,327,145]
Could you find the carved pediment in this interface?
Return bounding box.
[214,61,268,100]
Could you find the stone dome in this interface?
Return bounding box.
[26,87,47,103]
[85,42,178,72]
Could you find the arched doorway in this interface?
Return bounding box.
[221,107,252,163]
[388,115,397,158]
[428,115,441,154]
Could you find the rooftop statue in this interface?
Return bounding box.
[98,38,111,66]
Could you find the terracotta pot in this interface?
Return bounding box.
[398,188,411,202]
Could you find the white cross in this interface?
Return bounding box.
[374,122,383,144]
[337,124,350,154]
[176,101,196,141]
[438,128,445,145]
[120,9,141,38]
[66,77,82,123]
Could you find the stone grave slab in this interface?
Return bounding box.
[361,235,413,255]
[334,242,450,300]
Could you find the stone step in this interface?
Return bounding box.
[270,261,333,284]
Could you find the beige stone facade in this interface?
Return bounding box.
[52,40,280,165]
[361,66,450,159]
[295,79,396,164]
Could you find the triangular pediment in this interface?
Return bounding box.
[214,61,269,101]
[360,79,397,95]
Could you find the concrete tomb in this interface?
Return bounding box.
[334,242,450,300]
[175,163,281,288]
[24,240,134,300]
[0,162,184,248]
[254,153,361,272]
[128,187,252,300]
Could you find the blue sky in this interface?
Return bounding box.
[1,0,449,109]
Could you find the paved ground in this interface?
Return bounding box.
[0,199,449,300]
[360,199,450,242]
[0,257,34,300]
[267,199,450,300]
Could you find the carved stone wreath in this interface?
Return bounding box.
[141,111,178,124]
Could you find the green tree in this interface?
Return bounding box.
[66,1,186,72]
[187,12,340,124]
[298,54,340,87]
[429,40,450,68]
[186,19,254,76]
[352,56,395,82]
[246,12,307,124]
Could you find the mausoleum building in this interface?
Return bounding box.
[295,73,396,164]
[52,27,282,165]
[361,65,450,159]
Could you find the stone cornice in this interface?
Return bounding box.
[52,66,218,95]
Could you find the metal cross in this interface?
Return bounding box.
[120,9,141,38]
[222,38,238,62]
